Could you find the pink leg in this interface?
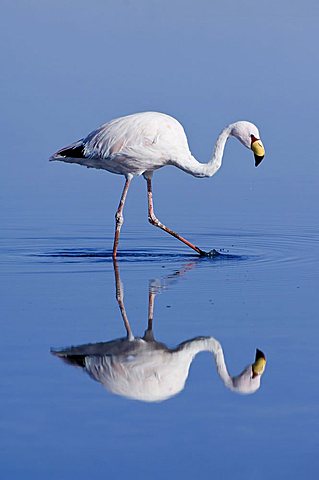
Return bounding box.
[112,177,132,259]
[146,178,205,255]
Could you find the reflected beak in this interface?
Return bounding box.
[251,138,265,167]
[252,348,266,378]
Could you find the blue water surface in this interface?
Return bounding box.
[1,215,319,478]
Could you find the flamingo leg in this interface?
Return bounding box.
[113,259,134,340]
[112,176,132,259]
[148,289,154,331]
[142,284,155,342]
[146,178,206,256]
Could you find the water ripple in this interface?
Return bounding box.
[30,248,247,265]
[1,226,318,271]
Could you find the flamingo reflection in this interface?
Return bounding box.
[52,261,266,402]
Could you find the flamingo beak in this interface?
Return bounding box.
[251,137,265,167]
[252,348,266,378]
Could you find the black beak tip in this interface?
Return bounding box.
[254,154,264,167]
[255,348,266,361]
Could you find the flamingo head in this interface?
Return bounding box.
[230,121,265,167]
[231,348,267,394]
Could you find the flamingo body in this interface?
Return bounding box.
[53,337,266,402]
[50,111,265,256]
[50,112,192,177]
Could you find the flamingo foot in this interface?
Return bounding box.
[199,249,220,257]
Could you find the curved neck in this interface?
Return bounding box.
[179,336,233,388]
[178,125,232,178]
[205,125,232,177]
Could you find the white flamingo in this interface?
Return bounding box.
[53,336,266,402]
[50,112,265,257]
[52,261,267,402]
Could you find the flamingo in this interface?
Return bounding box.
[50,112,265,257]
[52,260,267,402]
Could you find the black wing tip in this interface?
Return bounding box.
[51,349,86,368]
[55,144,86,159]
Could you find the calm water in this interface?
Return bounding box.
[1,217,319,478]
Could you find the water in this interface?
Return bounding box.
[1,218,319,478]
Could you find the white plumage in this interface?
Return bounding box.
[51,112,192,176]
[50,111,265,256]
[53,336,266,402]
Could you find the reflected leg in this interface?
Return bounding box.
[143,287,155,342]
[113,259,134,340]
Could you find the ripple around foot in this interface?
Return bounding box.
[2,226,318,271]
[31,248,248,264]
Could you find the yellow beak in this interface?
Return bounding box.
[252,348,266,377]
[251,139,265,167]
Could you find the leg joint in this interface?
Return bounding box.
[115,212,124,226]
[148,213,159,226]
[149,215,164,229]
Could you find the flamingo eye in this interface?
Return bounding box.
[250,134,259,145]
